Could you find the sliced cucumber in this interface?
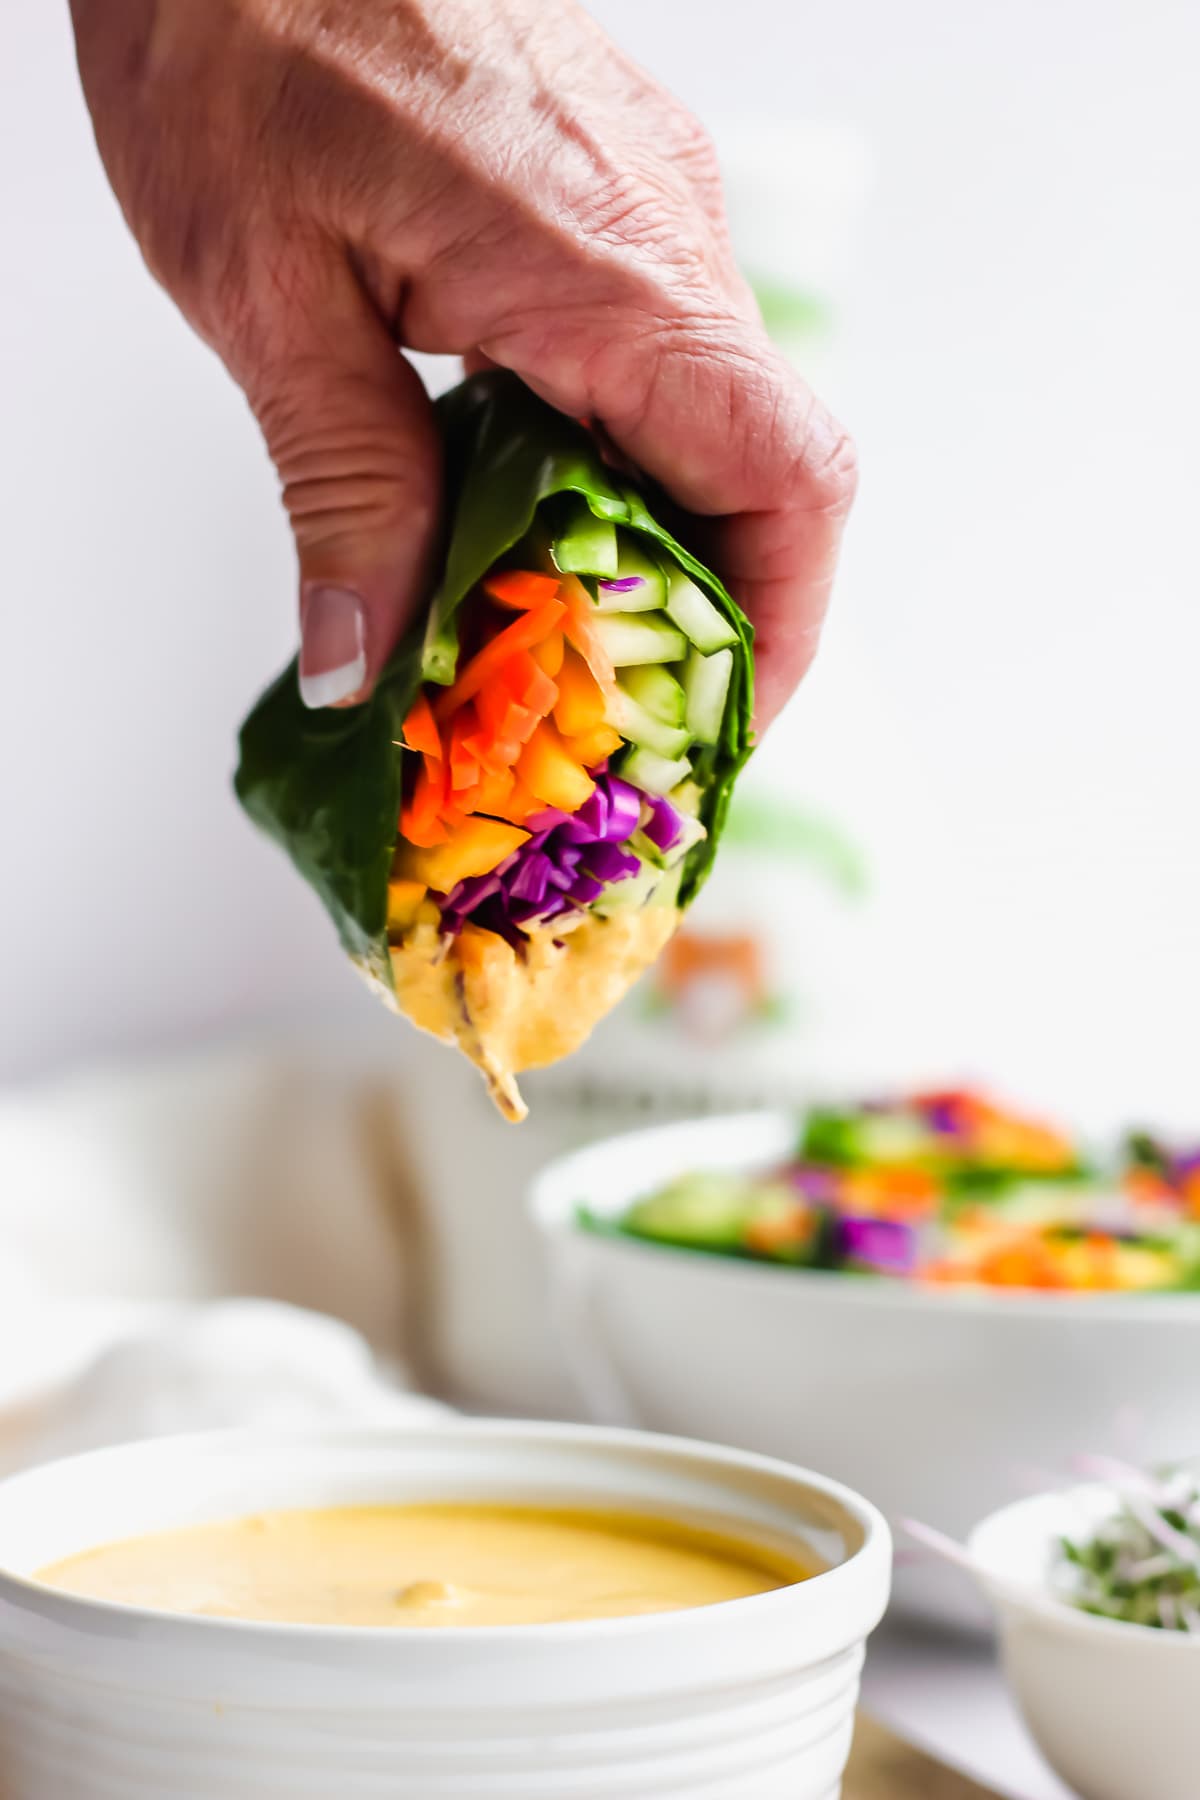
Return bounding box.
[610,689,691,760]
[591,536,669,613]
[621,745,693,797]
[552,496,618,578]
[671,778,703,818]
[593,861,682,918]
[619,662,686,725]
[660,812,708,867]
[594,611,688,667]
[631,812,706,870]
[664,567,738,653]
[682,646,734,744]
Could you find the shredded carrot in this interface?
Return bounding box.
[401,692,441,759]
[459,767,516,816]
[448,708,482,792]
[558,573,617,694]
[435,596,566,721]
[499,650,559,718]
[482,570,562,610]
[483,778,542,826]
[463,730,523,776]
[402,763,450,845]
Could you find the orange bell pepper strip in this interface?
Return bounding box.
[434,596,566,722]
[482,570,561,610]
[553,643,608,736]
[562,723,623,766]
[532,629,565,678]
[517,720,596,812]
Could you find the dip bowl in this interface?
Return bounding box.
[0,1420,889,1800]
[970,1485,1200,1800]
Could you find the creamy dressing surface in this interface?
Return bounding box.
[35,1503,806,1628]
[375,902,680,1121]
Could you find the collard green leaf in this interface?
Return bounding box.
[234,370,755,979]
[234,644,420,987]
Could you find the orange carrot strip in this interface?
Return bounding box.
[402,764,448,845]
[483,570,561,610]
[456,767,516,817]
[435,596,566,721]
[559,574,617,696]
[401,691,441,759]
[479,779,541,826]
[463,730,524,776]
[400,812,448,848]
[494,650,560,717]
[518,662,560,718]
[476,678,533,739]
[448,708,482,791]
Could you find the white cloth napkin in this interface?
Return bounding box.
[0,1045,446,1478]
[0,1297,445,1478]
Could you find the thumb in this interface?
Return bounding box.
[241,261,441,709]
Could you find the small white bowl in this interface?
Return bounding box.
[529,1111,1200,1629]
[969,1486,1200,1800]
[0,1420,890,1800]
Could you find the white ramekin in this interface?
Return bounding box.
[969,1485,1200,1800]
[528,1111,1200,1630]
[0,1420,890,1800]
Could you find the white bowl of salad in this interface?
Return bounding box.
[969,1465,1200,1800]
[529,1095,1200,1628]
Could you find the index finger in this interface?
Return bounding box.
[516,321,857,733]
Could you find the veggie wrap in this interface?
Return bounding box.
[236,371,754,1119]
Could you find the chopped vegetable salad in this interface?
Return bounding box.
[598,1090,1200,1293]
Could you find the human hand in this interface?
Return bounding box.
[69,0,857,726]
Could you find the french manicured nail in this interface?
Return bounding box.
[299,586,367,708]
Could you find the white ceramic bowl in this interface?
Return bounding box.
[0,1420,889,1800]
[529,1111,1200,1629]
[970,1485,1200,1800]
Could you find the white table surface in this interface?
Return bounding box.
[862,1622,1076,1800]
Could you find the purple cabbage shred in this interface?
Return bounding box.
[439,767,650,943]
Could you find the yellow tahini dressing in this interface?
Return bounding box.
[36,1502,806,1628]
[373,902,679,1121]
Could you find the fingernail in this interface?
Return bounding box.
[299,585,367,708]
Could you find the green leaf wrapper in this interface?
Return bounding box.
[235,370,755,992]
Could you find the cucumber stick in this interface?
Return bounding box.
[682,646,734,744]
[619,663,686,725]
[665,568,738,653]
[591,536,668,613]
[594,611,687,666]
[609,689,691,760]
[621,745,693,797]
[553,496,618,578]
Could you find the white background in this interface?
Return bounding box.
[2,0,1198,1127]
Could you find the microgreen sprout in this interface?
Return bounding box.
[1057,1460,1200,1632]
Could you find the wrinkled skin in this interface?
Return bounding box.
[69,0,857,727]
